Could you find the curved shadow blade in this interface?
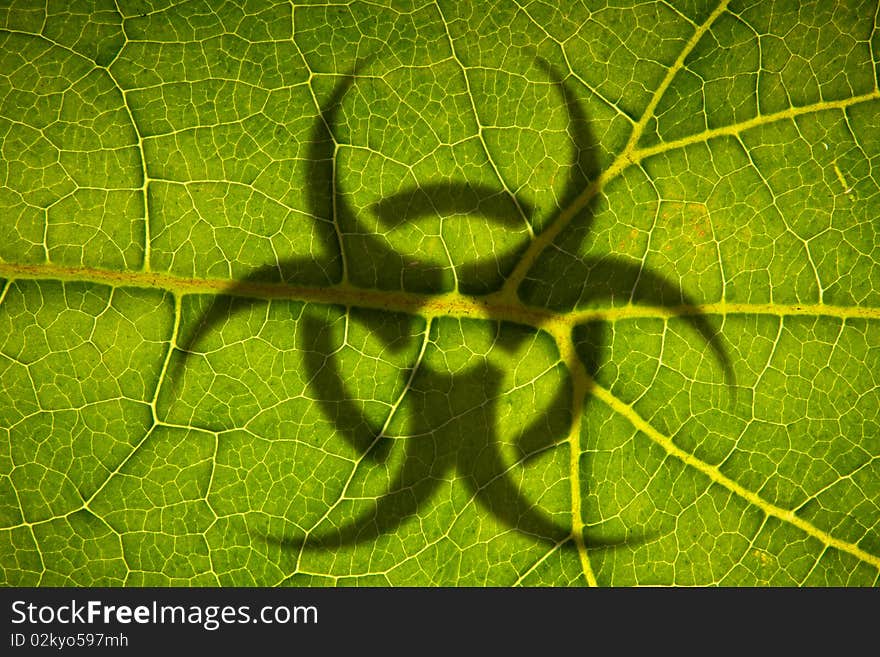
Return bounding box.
[535,57,601,225]
[578,257,736,390]
[372,182,534,229]
[167,70,362,401]
[371,182,537,295]
[272,431,452,550]
[301,313,398,460]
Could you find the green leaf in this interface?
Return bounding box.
[1,0,878,586]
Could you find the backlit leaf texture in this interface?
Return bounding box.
[1,0,878,586]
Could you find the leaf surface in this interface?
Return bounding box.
[1,0,878,586]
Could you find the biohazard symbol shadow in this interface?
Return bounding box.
[174,59,733,551]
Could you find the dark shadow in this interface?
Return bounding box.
[372,182,535,295]
[271,314,580,550]
[372,182,533,230]
[172,57,735,556]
